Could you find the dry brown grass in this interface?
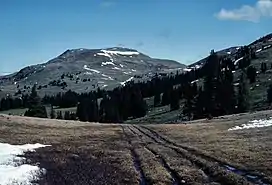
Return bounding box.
[0,111,272,185]
[147,110,272,179]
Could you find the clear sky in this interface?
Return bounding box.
[1,0,272,74]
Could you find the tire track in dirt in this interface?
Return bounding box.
[121,125,148,185]
[132,125,255,185]
[127,126,184,185]
[140,125,271,185]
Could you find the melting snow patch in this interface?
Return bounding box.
[264,45,271,49]
[191,79,199,84]
[228,118,272,131]
[120,77,134,86]
[0,143,50,185]
[195,65,201,69]
[183,68,192,72]
[97,52,113,62]
[83,65,100,73]
[119,64,124,68]
[227,51,231,55]
[232,71,236,73]
[101,61,115,66]
[102,84,108,88]
[234,57,244,65]
[101,74,113,80]
[131,69,136,72]
[256,84,259,87]
[112,67,121,70]
[101,49,139,56]
[123,72,129,75]
[256,48,262,53]
[234,83,239,86]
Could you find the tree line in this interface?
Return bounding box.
[1,45,272,123]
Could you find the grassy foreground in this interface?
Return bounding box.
[0,111,272,185]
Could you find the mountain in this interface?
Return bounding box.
[0,47,186,97]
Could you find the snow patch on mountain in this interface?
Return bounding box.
[83,65,100,73]
[97,52,114,62]
[101,62,115,66]
[101,49,139,56]
[101,74,114,80]
[112,67,121,70]
[234,57,244,65]
[120,77,134,86]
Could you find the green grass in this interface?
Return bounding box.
[0,108,27,116]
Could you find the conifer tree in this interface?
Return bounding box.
[24,85,47,118]
[237,71,249,113]
[50,106,56,119]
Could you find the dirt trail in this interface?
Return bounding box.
[126,126,184,185]
[136,125,271,185]
[121,126,148,185]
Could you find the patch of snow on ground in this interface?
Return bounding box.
[227,51,231,55]
[97,52,113,62]
[195,65,201,69]
[234,83,239,86]
[120,77,134,86]
[102,84,108,88]
[101,74,113,80]
[83,65,100,73]
[119,64,124,68]
[131,69,136,72]
[101,61,115,66]
[256,48,262,53]
[123,72,129,75]
[101,49,139,56]
[0,143,50,185]
[232,71,236,73]
[112,67,121,70]
[256,84,259,87]
[183,68,192,72]
[264,45,271,49]
[191,79,199,84]
[228,118,272,131]
[234,57,244,65]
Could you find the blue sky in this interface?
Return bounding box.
[1,0,272,74]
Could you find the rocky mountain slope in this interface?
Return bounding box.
[0,47,185,97]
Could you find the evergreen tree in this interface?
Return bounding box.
[64,111,70,120]
[170,89,180,111]
[267,84,272,103]
[161,89,171,106]
[247,66,257,84]
[50,106,56,119]
[261,62,267,73]
[56,111,63,119]
[24,85,47,118]
[154,93,161,107]
[237,71,249,113]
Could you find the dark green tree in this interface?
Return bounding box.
[50,106,56,119]
[153,93,161,107]
[246,66,257,84]
[24,85,47,118]
[237,71,249,113]
[267,84,272,103]
[261,62,267,73]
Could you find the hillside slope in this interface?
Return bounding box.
[0,47,185,97]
